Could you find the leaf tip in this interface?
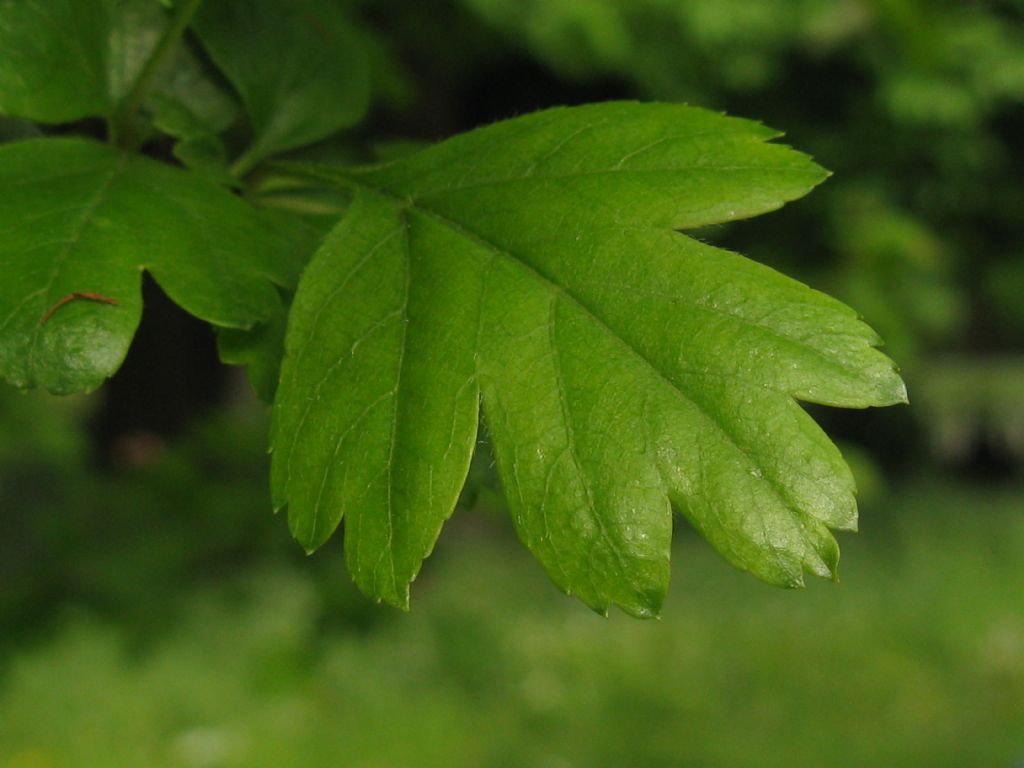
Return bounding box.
[385,592,412,612]
[894,376,910,405]
[291,516,326,555]
[879,370,910,406]
[368,583,411,612]
[625,603,662,620]
[604,584,666,620]
[785,571,806,589]
[864,358,909,407]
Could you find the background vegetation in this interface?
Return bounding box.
[2,0,1023,765]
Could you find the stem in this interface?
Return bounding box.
[230,144,264,180]
[262,161,361,189]
[109,0,205,147]
[253,192,348,217]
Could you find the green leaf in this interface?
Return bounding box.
[0,0,237,130]
[0,137,295,394]
[0,0,173,123]
[149,93,235,184]
[271,102,906,616]
[216,208,327,402]
[146,48,240,179]
[0,0,115,122]
[191,0,370,173]
[144,28,240,177]
[147,40,239,137]
[218,299,289,402]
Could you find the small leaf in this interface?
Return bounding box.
[145,36,240,172]
[191,0,370,170]
[0,0,118,122]
[216,209,327,401]
[271,102,906,615]
[218,300,289,402]
[0,137,295,394]
[0,0,238,129]
[0,0,167,122]
[148,39,239,136]
[149,93,235,184]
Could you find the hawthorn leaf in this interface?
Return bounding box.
[147,40,239,138]
[0,0,233,128]
[149,93,234,184]
[0,137,295,394]
[146,51,240,180]
[191,0,370,171]
[271,102,906,615]
[0,0,115,122]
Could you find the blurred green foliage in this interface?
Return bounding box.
[0,390,383,643]
[2,1,1024,764]
[2,381,1022,766]
[2,464,1023,766]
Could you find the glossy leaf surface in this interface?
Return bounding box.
[270,102,906,615]
[0,138,294,393]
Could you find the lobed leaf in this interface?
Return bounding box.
[191,0,370,171]
[0,138,295,394]
[271,102,906,615]
[0,0,120,122]
[0,0,234,128]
